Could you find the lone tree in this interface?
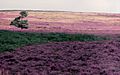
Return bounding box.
[10,11,29,29]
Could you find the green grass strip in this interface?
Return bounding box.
[0,30,108,52]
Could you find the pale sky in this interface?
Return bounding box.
[0,0,120,13]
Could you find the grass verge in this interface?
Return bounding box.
[0,30,108,52]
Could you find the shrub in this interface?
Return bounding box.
[10,11,29,29]
[20,11,28,18]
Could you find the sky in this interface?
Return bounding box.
[0,0,120,13]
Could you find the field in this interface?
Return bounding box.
[1,11,120,34]
[0,11,120,75]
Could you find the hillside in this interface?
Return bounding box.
[0,11,120,35]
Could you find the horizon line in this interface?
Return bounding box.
[0,9,120,14]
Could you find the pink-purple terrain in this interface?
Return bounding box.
[1,11,120,75]
[1,11,120,34]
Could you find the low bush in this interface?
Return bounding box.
[10,11,29,29]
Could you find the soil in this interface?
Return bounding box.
[0,40,120,75]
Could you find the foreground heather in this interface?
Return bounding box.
[0,40,120,75]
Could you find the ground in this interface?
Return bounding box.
[1,11,120,35]
[1,11,120,75]
[1,40,120,75]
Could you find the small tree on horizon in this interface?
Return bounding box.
[10,11,29,29]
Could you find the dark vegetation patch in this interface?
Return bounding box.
[0,30,108,52]
[0,41,120,75]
